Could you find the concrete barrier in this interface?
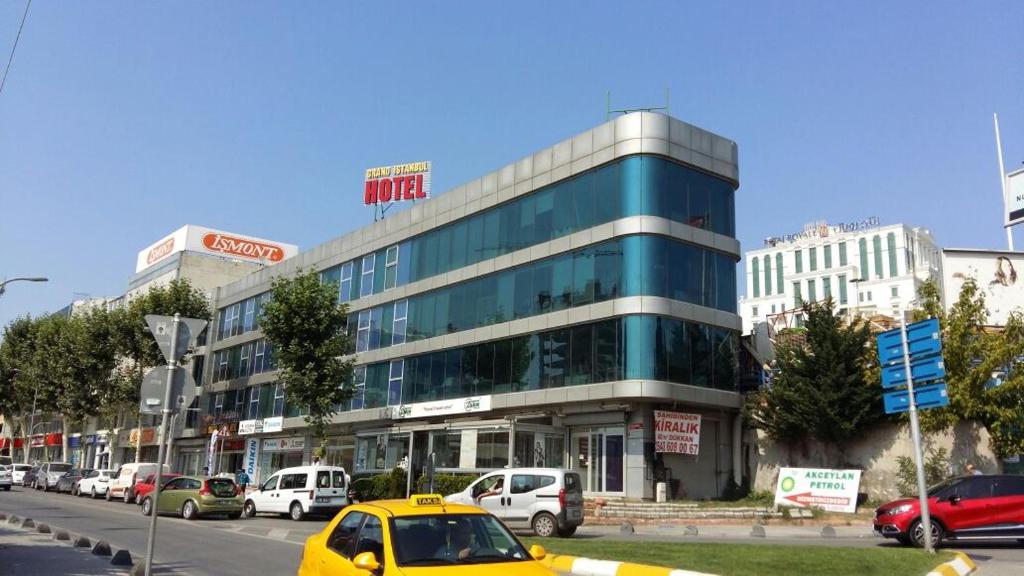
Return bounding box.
[926,552,976,576]
[91,540,112,556]
[110,549,133,566]
[539,553,718,576]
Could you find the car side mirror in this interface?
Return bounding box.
[529,544,546,560]
[353,551,381,572]
[948,494,961,505]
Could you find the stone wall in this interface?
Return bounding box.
[749,420,1001,501]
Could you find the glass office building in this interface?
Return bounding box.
[195,112,742,499]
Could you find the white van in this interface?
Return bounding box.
[445,467,584,537]
[107,462,169,503]
[243,465,349,521]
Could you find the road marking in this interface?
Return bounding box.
[267,528,290,540]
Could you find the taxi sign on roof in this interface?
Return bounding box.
[409,494,444,507]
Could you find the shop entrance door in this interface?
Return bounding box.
[571,427,624,494]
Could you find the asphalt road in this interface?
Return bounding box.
[3,485,1023,575]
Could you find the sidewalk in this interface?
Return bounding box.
[582,523,876,540]
[0,525,129,576]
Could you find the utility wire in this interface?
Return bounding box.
[0,0,32,96]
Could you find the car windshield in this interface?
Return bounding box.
[207,478,237,497]
[927,477,964,497]
[391,514,530,567]
[50,464,72,473]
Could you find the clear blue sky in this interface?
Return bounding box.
[1,1,1022,328]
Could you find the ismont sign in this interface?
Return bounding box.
[364,161,431,206]
[135,225,298,273]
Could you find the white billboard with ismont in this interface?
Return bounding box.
[135,225,299,273]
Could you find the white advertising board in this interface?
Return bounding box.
[654,410,701,455]
[244,438,259,478]
[1007,169,1024,227]
[135,225,299,273]
[942,250,1024,326]
[774,467,862,513]
[261,416,283,434]
[393,396,491,420]
[262,436,304,452]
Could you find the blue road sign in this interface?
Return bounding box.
[881,355,946,389]
[877,318,941,366]
[883,382,950,414]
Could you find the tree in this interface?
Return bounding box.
[260,269,354,454]
[746,299,883,464]
[0,316,40,456]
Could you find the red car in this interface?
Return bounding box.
[134,473,182,505]
[874,475,1024,547]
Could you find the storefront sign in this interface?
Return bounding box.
[83,434,99,445]
[763,217,880,247]
[262,437,304,452]
[238,419,264,435]
[394,395,491,420]
[29,435,45,447]
[245,438,259,478]
[774,467,862,513]
[262,417,283,433]
[364,161,431,206]
[1007,169,1024,227]
[129,427,156,447]
[654,411,701,455]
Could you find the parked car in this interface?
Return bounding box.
[21,466,40,488]
[243,465,349,521]
[0,465,12,491]
[874,474,1024,547]
[55,469,94,494]
[108,462,169,503]
[77,469,116,499]
[133,473,182,504]
[11,464,33,486]
[445,467,584,537]
[34,462,73,491]
[140,476,243,520]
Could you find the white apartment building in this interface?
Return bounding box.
[739,219,942,335]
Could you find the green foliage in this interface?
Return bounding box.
[0,315,40,419]
[746,299,883,460]
[351,468,409,501]
[259,269,354,449]
[415,473,477,496]
[895,447,950,497]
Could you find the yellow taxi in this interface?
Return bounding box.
[297,494,555,575]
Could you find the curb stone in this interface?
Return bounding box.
[54,529,70,541]
[74,535,92,548]
[36,523,51,534]
[111,549,133,566]
[540,552,719,576]
[926,552,976,576]
[21,518,34,528]
[820,526,836,538]
[92,540,112,556]
[750,525,766,537]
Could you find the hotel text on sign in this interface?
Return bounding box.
[654,410,701,455]
[364,161,432,205]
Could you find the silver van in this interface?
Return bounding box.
[445,467,584,537]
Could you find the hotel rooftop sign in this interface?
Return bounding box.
[763,217,880,248]
[364,161,432,206]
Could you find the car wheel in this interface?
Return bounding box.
[557,525,578,538]
[532,512,557,538]
[142,498,153,516]
[91,487,98,499]
[105,489,112,501]
[123,490,132,504]
[289,502,305,521]
[243,500,256,518]
[910,519,943,548]
[182,500,199,520]
[896,535,911,546]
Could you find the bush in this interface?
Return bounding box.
[350,468,408,501]
[415,473,478,496]
[896,447,950,497]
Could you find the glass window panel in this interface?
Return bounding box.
[572,248,595,306]
[593,238,621,302]
[482,210,499,260]
[873,235,883,279]
[380,304,393,348]
[495,269,515,323]
[467,214,484,266]
[887,232,898,277]
[551,182,574,237]
[476,342,494,396]
[569,324,592,386]
[689,323,711,388]
[360,254,375,298]
[512,335,539,392]
[551,254,573,311]
[542,329,568,389]
[513,266,534,319]
[594,319,620,382]
[450,221,467,270]
[460,346,477,398]
[688,171,710,229]
[839,241,848,266]
[533,260,553,314]
[397,243,411,287]
[859,238,869,280]
[493,339,512,396]
[776,253,784,294]
[593,161,621,225]
[436,227,452,276]
[533,188,554,243]
[751,256,761,298]
[434,291,450,335]
[809,247,817,272]
[340,262,353,302]
[498,202,518,255]
[517,194,536,250]
[824,244,832,269]
[572,172,595,231]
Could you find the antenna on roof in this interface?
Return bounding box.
[606,88,670,121]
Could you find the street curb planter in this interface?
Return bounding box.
[926,552,976,576]
[539,553,719,576]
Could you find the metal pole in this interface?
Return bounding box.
[405,431,414,498]
[900,309,933,553]
[144,313,180,576]
[994,113,1014,251]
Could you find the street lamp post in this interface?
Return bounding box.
[0,277,49,297]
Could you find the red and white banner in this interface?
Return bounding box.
[654,410,701,455]
[136,225,298,273]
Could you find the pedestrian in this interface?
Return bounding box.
[202,466,210,476]
[236,469,250,493]
[965,463,983,476]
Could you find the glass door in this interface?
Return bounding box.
[571,427,624,494]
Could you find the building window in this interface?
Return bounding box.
[392,300,408,345]
[823,277,832,301]
[793,282,803,307]
[771,304,776,313]
[807,279,817,302]
[254,339,266,373]
[859,292,864,303]
[839,242,848,266]
[351,366,366,410]
[339,262,353,302]
[867,291,873,302]
[388,360,403,406]
[214,393,224,417]
[752,306,759,317]
[247,387,259,419]
[763,255,772,296]
[795,250,803,274]
[859,238,869,281]
[751,257,760,298]
[475,431,509,469]
[239,342,251,377]
[776,253,784,294]
[873,235,883,279]
[243,299,255,332]
[360,254,375,298]
[824,244,832,269]
[839,274,848,305]
[809,247,817,272]
[891,286,899,298]
[384,245,399,290]
[887,232,898,277]
[356,310,371,353]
